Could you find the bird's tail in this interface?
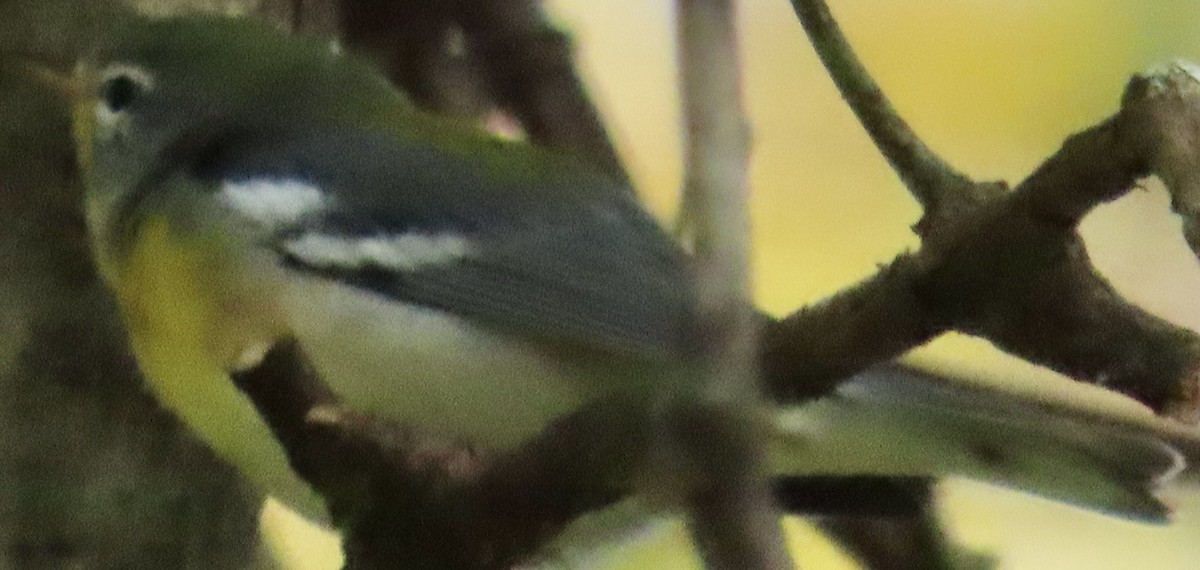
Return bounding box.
[768,365,1185,522]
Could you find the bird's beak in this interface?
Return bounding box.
[22,62,98,172]
[22,63,84,100]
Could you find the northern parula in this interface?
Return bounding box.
[42,14,1181,544]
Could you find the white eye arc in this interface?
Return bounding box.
[98,63,155,108]
[93,63,154,137]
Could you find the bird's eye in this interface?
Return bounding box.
[101,74,142,112]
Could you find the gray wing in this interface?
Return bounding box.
[193,124,698,360]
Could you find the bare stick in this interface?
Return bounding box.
[789,0,975,210]
[776,2,1200,564]
[775,1,1200,422]
[763,110,1200,423]
[761,254,944,403]
[232,340,650,569]
[675,0,793,568]
[1124,62,1200,272]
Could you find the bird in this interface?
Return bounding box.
[35,12,1184,564]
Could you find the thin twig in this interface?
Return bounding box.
[763,112,1200,423]
[788,0,975,211]
[775,3,1200,564]
[817,508,993,570]
[760,255,943,403]
[777,0,1200,423]
[675,0,792,568]
[678,0,754,371]
[232,341,645,569]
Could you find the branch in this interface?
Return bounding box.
[1125,62,1200,288]
[818,509,996,570]
[673,0,794,568]
[234,337,992,566]
[945,120,1199,422]
[770,3,1200,564]
[770,1,1200,427]
[232,340,651,569]
[788,0,976,211]
[237,3,1200,567]
[814,479,997,570]
[761,255,943,403]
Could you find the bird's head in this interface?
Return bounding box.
[28,15,404,269]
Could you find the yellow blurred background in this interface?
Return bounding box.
[549,0,1200,568]
[268,1,1200,568]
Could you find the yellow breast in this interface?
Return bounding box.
[113,215,323,517]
